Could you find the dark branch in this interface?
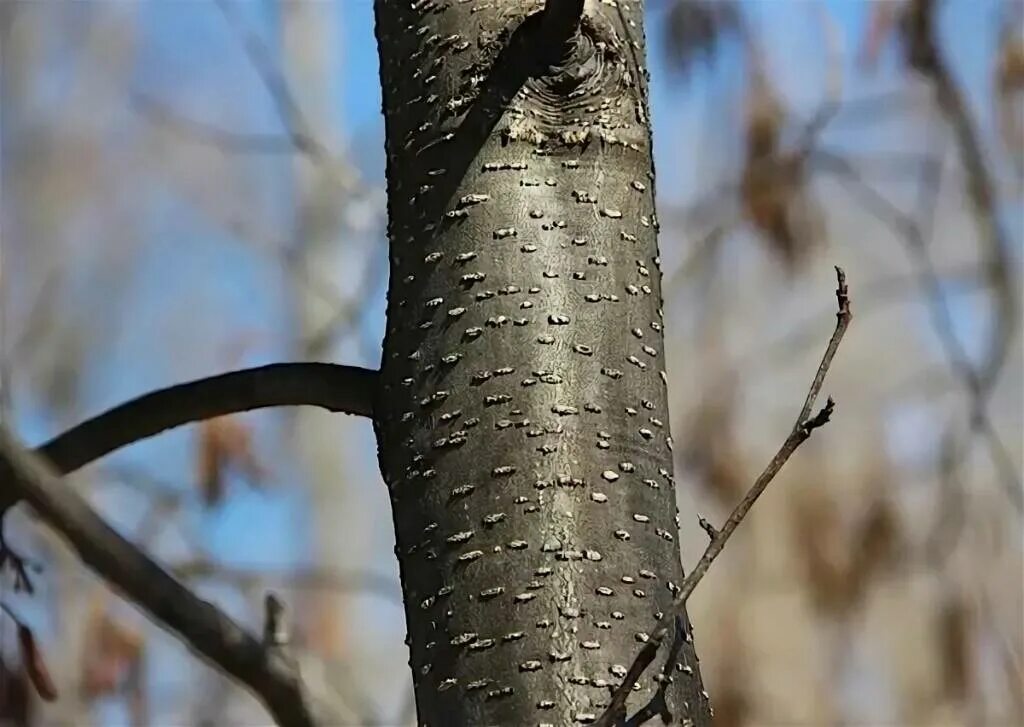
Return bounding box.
[595,267,852,727]
[0,426,320,727]
[541,0,586,49]
[263,592,290,649]
[35,363,376,477]
[0,526,41,593]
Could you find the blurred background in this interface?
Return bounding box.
[0,0,1020,725]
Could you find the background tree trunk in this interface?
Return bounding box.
[373,1,712,723]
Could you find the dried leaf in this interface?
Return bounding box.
[998,31,1024,92]
[792,489,853,616]
[682,386,745,506]
[713,668,750,727]
[197,422,225,507]
[938,594,972,702]
[851,495,901,581]
[859,1,901,71]
[739,73,820,270]
[195,416,264,507]
[297,591,346,660]
[82,655,121,698]
[709,617,751,727]
[18,625,57,702]
[81,601,144,700]
[744,72,784,159]
[995,25,1024,174]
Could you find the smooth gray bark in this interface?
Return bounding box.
[373,1,712,724]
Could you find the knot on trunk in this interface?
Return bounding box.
[533,8,624,94]
[513,13,633,140]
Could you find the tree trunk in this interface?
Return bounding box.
[373,1,712,723]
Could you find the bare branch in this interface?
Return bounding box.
[741,261,986,377]
[136,0,369,196]
[213,0,322,157]
[817,149,1022,511]
[595,267,852,727]
[131,90,308,155]
[34,363,376,478]
[791,0,845,150]
[902,0,1021,503]
[303,250,389,359]
[0,425,320,727]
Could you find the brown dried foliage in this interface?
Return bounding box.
[859,2,901,70]
[852,495,900,580]
[937,594,973,703]
[791,472,904,618]
[995,23,1024,170]
[295,591,346,661]
[739,71,821,270]
[996,26,1024,92]
[792,487,852,616]
[80,600,144,701]
[710,639,751,727]
[195,415,264,507]
[681,386,746,507]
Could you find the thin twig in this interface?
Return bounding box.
[0,425,321,727]
[135,0,367,198]
[812,147,942,181]
[213,0,319,155]
[792,0,844,156]
[303,248,390,358]
[741,262,987,377]
[131,90,303,155]
[171,559,402,603]
[904,0,1022,516]
[675,86,918,231]
[904,0,1017,386]
[594,266,852,727]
